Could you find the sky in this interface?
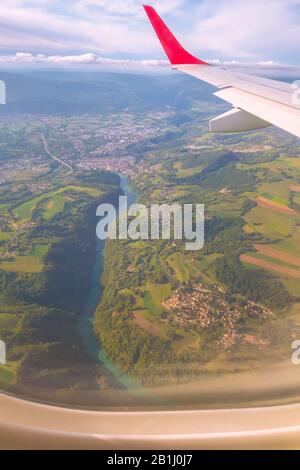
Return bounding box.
[1,0,300,71]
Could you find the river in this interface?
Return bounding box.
[77,175,138,390]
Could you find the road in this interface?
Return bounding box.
[41,134,73,172]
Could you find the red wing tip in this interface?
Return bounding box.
[143,4,209,66]
[143,5,157,15]
[143,5,154,15]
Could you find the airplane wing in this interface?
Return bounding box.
[144,5,300,138]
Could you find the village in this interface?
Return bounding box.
[163,282,272,350]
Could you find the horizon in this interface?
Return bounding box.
[0,66,299,81]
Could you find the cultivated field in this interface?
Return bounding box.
[240,254,300,280]
[256,196,295,215]
[0,255,44,273]
[12,185,103,221]
[253,244,300,267]
[133,311,164,337]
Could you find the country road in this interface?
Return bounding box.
[41,134,73,172]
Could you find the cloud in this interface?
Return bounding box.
[1,51,300,78]
[74,0,185,17]
[0,51,169,68]
[188,0,300,62]
[0,1,157,55]
[0,0,299,65]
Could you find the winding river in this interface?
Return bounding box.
[77,175,138,390]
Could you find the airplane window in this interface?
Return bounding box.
[1,6,300,421]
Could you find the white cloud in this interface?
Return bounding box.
[0,51,169,68]
[188,0,300,61]
[74,0,185,17]
[1,51,300,78]
[0,1,157,55]
[0,0,299,65]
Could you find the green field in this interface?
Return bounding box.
[13,192,50,220]
[0,255,44,273]
[32,243,49,257]
[0,362,20,388]
[40,194,67,220]
[0,313,20,329]
[0,367,16,388]
[276,231,300,257]
[174,161,205,177]
[167,252,192,282]
[142,283,172,316]
[257,181,291,205]
[0,243,49,273]
[243,250,300,271]
[0,231,11,241]
[242,255,300,296]
[244,206,294,239]
[13,185,103,221]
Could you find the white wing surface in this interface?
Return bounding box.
[144,5,300,138]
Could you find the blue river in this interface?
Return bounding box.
[77,175,138,390]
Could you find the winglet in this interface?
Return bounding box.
[143,5,208,66]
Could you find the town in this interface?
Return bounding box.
[163,282,272,350]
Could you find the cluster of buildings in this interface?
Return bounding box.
[90,126,159,157]
[72,119,166,179]
[0,220,35,259]
[163,283,220,329]
[0,113,171,187]
[0,156,43,185]
[0,213,10,229]
[28,182,50,194]
[75,155,136,177]
[163,282,272,351]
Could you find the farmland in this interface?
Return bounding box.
[0,255,44,273]
[12,185,103,222]
[253,244,300,266]
[256,196,295,215]
[240,254,300,280]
